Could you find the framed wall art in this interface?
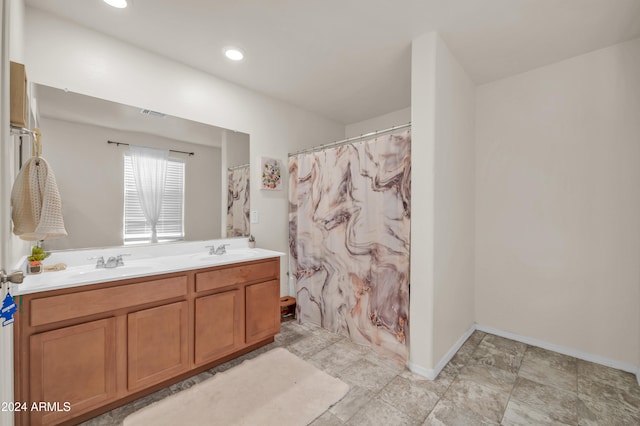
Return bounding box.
[260,157,283,190]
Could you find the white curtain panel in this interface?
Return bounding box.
[129,145,169,243]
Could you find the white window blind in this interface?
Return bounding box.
[124,154,185,243]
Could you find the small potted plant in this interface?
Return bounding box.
[28,245,49,274]
[248,234,256,248]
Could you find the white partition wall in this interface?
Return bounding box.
[409,32,476,377]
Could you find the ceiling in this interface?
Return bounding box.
[25,0,640,125]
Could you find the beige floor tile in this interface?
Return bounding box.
[456,364,517,394]
[423,397,499,425]
[378,376,440,423]
[470,335,527,374]
[337,358,398,392]
[329,385,374,423]
[310,411,346,426]
[399,367,455,396]
[523,346,577,372]
[441,377,511,422]
[577,395,640,426]
[578,374,640,419]
[510,377,578,425]
[518,357,577,393]
[502,399,574,426]
[346,397,419,426]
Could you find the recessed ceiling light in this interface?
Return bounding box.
[224,47,245,61]
[103,0,128,8]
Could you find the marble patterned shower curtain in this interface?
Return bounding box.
[227,166,250,237]
[289,130,411,363]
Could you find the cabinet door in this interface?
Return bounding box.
[194,289,243,365]
[127,301,189,391]
[245,279,281,344]
[29,318,117,425]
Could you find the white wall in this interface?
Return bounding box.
[8,0,23,63]
[1,3,26,424]
[226,131,250,167]
[6,0,28,265]
[432,34,476,365]
[40,117,222,251]
[345,107,410,138]
[409,32,476,376]
[476,38,640,367]
[24,8,345,295]
[410,32,437,373]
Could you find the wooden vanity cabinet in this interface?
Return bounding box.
[127,301,189,390]
[193,258,281,364]
[246,279,280,344]
[29,318,117,426]
[14,257,281,426]
[194,289,244,365]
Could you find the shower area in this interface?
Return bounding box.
[288,127,411,362]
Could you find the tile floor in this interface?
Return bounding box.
[84,320,640,425]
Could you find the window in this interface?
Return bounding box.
[123,154,185,243]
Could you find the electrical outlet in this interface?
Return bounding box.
[250,210,259,224]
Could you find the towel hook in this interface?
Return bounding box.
[31,128,42,164]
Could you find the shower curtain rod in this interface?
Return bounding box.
[228,163,250,171]
[288,122,411,157]
[107,140,195,156]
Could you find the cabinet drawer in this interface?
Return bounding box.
[195,259,279,293]
[30,275,187,327]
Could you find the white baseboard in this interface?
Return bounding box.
[475,323,640,376]
[409,323,476,380]
[409,323,640,382]
[408,360,435,380]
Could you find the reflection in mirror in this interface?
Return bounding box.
[225,128,250,238]
[31,84,250,251]
[227,163,250,237]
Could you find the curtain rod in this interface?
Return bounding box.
[228,163,250,171]
[107,140,195,156]
[288,122,411,157]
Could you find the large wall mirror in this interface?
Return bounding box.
[31,84,250,251]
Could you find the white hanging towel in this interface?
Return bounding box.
[11,156,67,241]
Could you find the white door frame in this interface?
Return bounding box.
[1,0,16,424]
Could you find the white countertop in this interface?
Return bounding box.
[12,240,284,296]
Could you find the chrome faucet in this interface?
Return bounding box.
[89,256,106,268]
[214,244,230,255]
[205,244,230,255]
[89,254,129,269]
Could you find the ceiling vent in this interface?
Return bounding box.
[140,109,166,118]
